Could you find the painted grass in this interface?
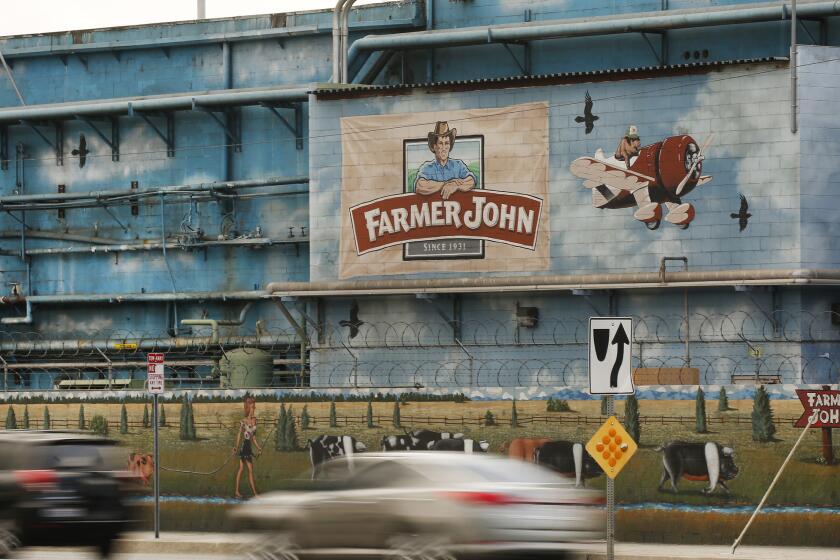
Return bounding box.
[4,400,838,505]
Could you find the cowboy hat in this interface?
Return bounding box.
[428,121,457,152]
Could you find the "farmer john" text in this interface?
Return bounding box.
[349,190,543,255]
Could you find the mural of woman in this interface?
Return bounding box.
[233,395,262,498]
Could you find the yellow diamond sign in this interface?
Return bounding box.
[586,416,638,479]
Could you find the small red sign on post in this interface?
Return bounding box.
[147,353,165,394]
[795,389,840,428]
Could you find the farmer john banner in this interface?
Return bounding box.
[339,103,549,278]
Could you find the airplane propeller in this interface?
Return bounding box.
[676,133,714,196]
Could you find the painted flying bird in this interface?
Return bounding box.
[71,134,89,168]
[339,300,364,339]
[730,194,751,232]
[574,91,599,134]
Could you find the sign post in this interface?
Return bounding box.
[795,386,839,465]
[588,317,635,560]
[147,352,165,539]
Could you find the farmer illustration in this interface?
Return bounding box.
[414,121,477,199]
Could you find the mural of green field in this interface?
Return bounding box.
[3,397,838,541]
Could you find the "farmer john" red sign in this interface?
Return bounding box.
[349,190,543,256]
[795,389,840,428]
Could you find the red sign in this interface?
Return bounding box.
[795,389,840,428]
[349,190,543,255]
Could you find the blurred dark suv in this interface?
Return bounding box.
[0,430,140,558]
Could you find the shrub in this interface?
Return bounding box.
[179,397,196,441]
[90,415,108,436]
[695,387,708,433]
[43,407,51,430]
[367,402,374,428]
[5,406,17,429]
[120,404,128,435]
[751,385,777,442]
[547,398,572,412]
[23,405,30,429]
[78,404,86,430]
[158,404,167,427]
[142,404,150,428]
[329,401,337,428]
[624,394,641,443]
[484,410,496,426]
[392,398,401,428]
[283,407,299,451]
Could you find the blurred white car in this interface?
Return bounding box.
[231,452,605,559]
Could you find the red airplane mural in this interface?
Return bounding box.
[570,134,713,230]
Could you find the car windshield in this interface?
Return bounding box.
[32,442,123,471]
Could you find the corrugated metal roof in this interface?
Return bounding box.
[312,57,788,97]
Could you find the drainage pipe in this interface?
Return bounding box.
[347,1,840,70]
[266,268,840,297]
[0,86,309,124]
[0,176,308,205]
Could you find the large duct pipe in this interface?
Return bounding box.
[0,86,309,124]
[347,1,840,72]
[266,268,840,297]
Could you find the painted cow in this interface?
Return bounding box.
[432,438,490,453]
[381,429,465,451]
[502,438,553,462]
[307,435,367,479]
[127,452,154,485]
[656,441,739,494]
[534,441,603,487]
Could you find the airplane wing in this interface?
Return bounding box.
[570,157,650,194]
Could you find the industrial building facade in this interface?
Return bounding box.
[1,0,840,395]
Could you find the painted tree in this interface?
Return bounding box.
[78,404,86,430]
[43,406,51,430]
[275,403,287,451]
[22,405,30,429]
[624,394,641,443]
[510,399,519,427]
[484,410,496,426]
[695,387,707,433]
[366,401,374,428]
[751,385,776,442]
[5,406,17,429]
[179,396,196,441]
[158,404,166,427]
[329,400,338,428]
[300,405,310,431]
[284,407,299,451]
[142,404,150,428]
[600,396,609,416]
[90,414,108,436]
[186,399,196,440]
[120,403,129,435]
[392,397,401,428]
[718,387,730,412]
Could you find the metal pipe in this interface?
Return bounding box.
[333,0,351,81]
[221,42,233,181]
[0,176,308,205]
[0,334,295,354]
[0,47,26,105]
[347,1,840,66]
[426,0,435,82]
[180,302,254,344]
[791,0,798,133]
[0,290,268,305]
[1,299,32,324]
[341,0,359,83]
[266,268,840,297]
[0,230,122,244]
[0,16,422,61]
[0,86,309,124]
[22,237,305,257]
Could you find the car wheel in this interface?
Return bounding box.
[386,530,455,560]
[241,532,301,560]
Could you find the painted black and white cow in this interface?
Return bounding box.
[380,429,464,451]
[534,440,603,487]
[656,441,739,494]
[307,435,367,479]
[431,438,490,453]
